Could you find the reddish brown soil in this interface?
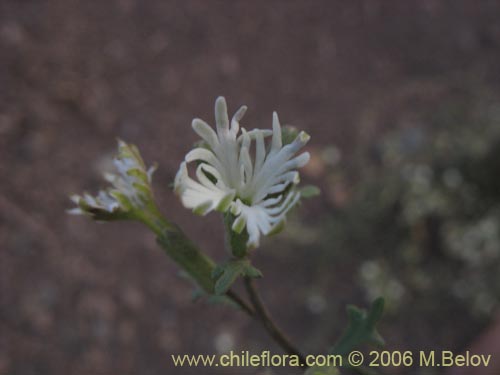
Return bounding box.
[3,1,500,374]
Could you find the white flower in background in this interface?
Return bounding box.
[174,97,310,248]
[69,140,156,220]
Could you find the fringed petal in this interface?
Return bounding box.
[175,97,311,249]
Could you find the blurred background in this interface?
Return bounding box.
[2,1,500,374]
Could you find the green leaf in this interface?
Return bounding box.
[206,294,240,309]
[156,227,216,294]
[244,264,263,278]
[191,288,204,302]
[189,282,241,310]
[213,261,246,295]
[212,259,263,295]
[331,297,385,356]
[224,212,249,258]
[300,185,321,198]
[211,264,225,280]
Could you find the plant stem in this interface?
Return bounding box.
[243,277,307,366]
[145,209,305,364]
[144,210,256,318]
[226,289,255,317]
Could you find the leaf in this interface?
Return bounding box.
[156,228,216,294]
[331,297,385,356]
[206,294,240,309]
[244,264,263,278]
[189,283,241,310]
[224,212,249,258]
[211,264,225,280]
[191,288,204,302]
[212,259,263,295]
[300,185,321,198]
[213,261,246,295]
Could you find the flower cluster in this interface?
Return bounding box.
[69,140,157,220]
[174,97,310,248]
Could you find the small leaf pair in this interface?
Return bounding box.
[332,297,385,356]
[212,259,263,295]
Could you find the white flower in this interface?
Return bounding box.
[174,97,310,248]
[69,140,156,219]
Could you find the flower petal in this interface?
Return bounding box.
[271,112,282,153]
[192,118,219,150]
[230,105,247,137]
[186,148,224,172]
[174,161,235,215]
[176,97,311,249]
[215,96,230,135]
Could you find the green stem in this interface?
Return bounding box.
[141,206,305,361]
[227,289,255,317]
[140,207,254,314]
[244,277,308,366]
